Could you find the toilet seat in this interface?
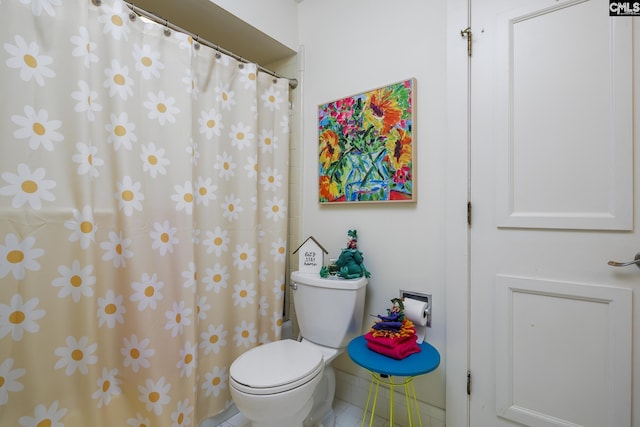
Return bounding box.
[230,339,324,395]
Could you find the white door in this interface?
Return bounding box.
[468,1,637,426]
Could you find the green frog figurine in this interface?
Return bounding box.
[335,230,371,279]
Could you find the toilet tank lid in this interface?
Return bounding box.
[230,339,323,389]
[290,271,368,290]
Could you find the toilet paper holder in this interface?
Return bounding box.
[399,290,432,328]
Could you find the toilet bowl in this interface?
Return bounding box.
[229,272,368,427]
[229,339,324,427]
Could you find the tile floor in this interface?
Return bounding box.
[214,399,393,427]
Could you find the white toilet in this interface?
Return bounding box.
[229,270,368,427]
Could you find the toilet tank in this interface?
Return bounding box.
[290,271,368,349]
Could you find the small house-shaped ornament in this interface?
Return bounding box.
[292,236,329,274]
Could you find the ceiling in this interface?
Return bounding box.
[127,0,296,65]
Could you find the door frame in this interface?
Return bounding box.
[445,0,471,426]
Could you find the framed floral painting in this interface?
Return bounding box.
[318,78,416,204]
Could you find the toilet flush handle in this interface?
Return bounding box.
[290,282,298,290]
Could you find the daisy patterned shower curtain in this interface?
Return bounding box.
[0,0,290,425]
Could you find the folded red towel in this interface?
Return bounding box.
[364,331,421,360]
[364,331,413,347]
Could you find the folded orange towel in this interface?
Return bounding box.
[369,318,416,339]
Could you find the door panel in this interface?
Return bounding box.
[470,0,637,426]
[495,276,631,426]
[494,0,633,230]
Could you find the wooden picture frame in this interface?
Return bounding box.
[318,78,416,204]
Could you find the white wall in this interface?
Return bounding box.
[210,0,299,51]
[208,0,449,413]
[297,0,447,410]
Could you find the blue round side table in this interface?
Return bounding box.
[347,335,440,427]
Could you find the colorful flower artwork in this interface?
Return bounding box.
[318,78,416,203]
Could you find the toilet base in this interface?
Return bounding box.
[304,403,335,427]
[303,365,336,427]
[247,398,312,427]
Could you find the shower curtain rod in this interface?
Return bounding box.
[114,0,298,89]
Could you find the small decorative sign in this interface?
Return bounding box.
[292,236,328,274]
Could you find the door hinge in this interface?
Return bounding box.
[460,27,472,57]
[467,201,472,226]
[467,370,472,395]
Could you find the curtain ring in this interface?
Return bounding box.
[193,35,200,50]
[128,11,137,21]
[238,63,244,70]
[163,20,171,37]
[92,0,101,6]
[215,49,221,59]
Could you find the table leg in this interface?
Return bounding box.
[408,378,423,427]
[361,372,381,427]
[388,375,394,426]
[404,378,413,427]
[362,373,425,427]
[361,374,373,427]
